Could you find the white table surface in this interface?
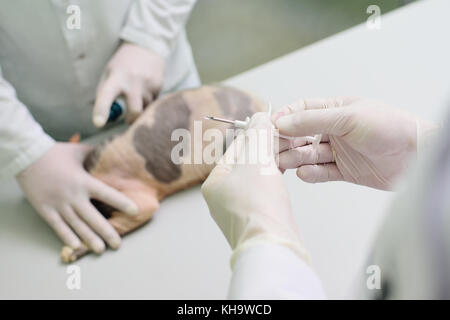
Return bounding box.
[1,0,449,299]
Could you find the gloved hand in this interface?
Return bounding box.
[92,42,165,127]
[17,142,139,253]
[201,112,309,267]
[273,97,439,190]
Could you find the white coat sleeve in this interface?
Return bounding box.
[228,244,326,300]
[416,118,441,155]
[120,0,197,58]
[0,66,54,178]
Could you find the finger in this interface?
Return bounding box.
[303,97,360,110]
[221,111,273,167]
[279,143,334,169]
[272,96,360,127]
[275,107,354,137]
[212,114,266,167]
[242,113,276,165]
[277,136,308,153]
[296,163,344,183]
[87,177,139,216]
[40,208,81,249]
[218,129,246,167]
[74,201,120,251]
[93,75,122,128]
[271,102,303,123]
[271,99,315,123]
[248,112,273,130]
[124,90,144,124]
[60,205,105,254]
[273,97,359,122]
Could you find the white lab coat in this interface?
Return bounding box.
[228,112,450,300]
[0,0,198,178]
[229,244,326,299]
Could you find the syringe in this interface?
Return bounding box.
[205,103,321,147]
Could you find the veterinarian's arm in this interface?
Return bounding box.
[0,65,54,178]
[228,244,325,299]
[201,112,326,299]
[93,0,197,127]
[120,0,197,58]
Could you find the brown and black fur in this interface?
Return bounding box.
[63,85,265,261]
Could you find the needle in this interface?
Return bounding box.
[204,116,250,129]
[205,115,298,140]
[204,116,235,125]
[205,110,321,146]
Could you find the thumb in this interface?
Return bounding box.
[275,107,352,137]
[201,164,231,191]
[202,131,246,197]
[244,112,277,167]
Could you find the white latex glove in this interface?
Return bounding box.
[201,112,309,267]
[93,42,165,127]
[273,97,439,190]
[17,142,139,253]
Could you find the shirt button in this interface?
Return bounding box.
[77,53,86,60]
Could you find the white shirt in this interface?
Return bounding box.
[0,0,198,177]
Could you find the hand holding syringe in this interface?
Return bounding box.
[205,103,322,147]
